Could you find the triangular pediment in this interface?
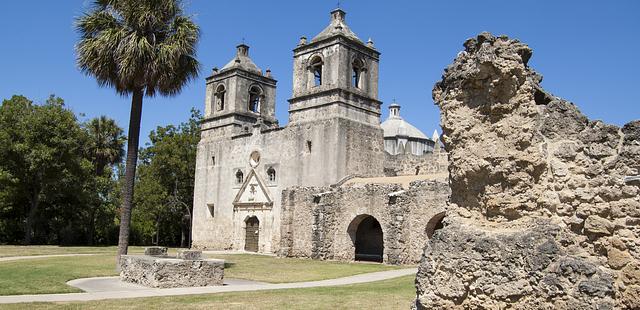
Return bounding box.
[233,169,273,207]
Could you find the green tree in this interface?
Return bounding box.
[76,0,200,265]
[83,116,125,244]
[0,95,91,244]
[134,109,201,247]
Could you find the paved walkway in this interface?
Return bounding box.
[0,254,99,262]
[0,268,417,304]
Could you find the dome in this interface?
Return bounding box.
[310,9,363,44]
[381,103,428,140]
[220,44,262,74]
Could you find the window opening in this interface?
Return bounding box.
[267,167,276,182]
[215,85,226,111]
[249,86,262,113]
[235,170,244,184]
[310,57,323,86]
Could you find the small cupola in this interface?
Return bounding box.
[220,43,262,74]
[236,44,249,56]
[389,100,401,118]
[331,8,346,23]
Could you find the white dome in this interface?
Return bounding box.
[381,103,428,140]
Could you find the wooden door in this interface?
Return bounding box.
[244,217,259,252]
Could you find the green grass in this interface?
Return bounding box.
[209,254,402,283]
[0,255,118,295]
[0,245,158,258]
[0,250,406,296]
[3,275,417,309]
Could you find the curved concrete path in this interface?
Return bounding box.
[0,268,417,304]
[0,254,99,262]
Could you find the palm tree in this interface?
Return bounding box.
[76,0,200,267]
[86,116,125,177]
[85,116,125,245]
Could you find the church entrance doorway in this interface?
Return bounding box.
[244,216,259,252]
[349,215,383,262]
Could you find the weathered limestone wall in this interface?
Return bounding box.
[415,33,640,309]
[279,180,449,264]
[120,255,224,288]
[383,148,448,177]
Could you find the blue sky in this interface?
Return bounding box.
[1,1,638,146]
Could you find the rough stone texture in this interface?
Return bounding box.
[279,180,449,264]
[415,32,640,309]
[120,255,224,288]
[144,246,168,257]
[177,249,202,260]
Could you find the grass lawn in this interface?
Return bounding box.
[208,254,402,283]
[0,251,406,295]
[4,275,417,309]
[0,245,157,258]
[0,255,118,295]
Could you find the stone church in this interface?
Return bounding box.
[192,9,448,264]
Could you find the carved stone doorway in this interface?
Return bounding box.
[244,216,259,252]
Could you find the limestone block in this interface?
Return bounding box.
[621,262,640,285]
[584,215,614,237]
[607,248,632,269]
[120,255,224,288]
[144,246,168,257]
[177,249,202,260]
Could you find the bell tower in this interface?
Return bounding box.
[288,9,381,126]
[202,44,277,137]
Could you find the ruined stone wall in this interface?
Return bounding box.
[383,148,448,177]
[415,33,640,309]
[279,180,449,264]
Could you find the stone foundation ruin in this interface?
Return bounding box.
[414,32,640,309]
[120,247,224,288]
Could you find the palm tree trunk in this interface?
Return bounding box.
[116,88,144,270]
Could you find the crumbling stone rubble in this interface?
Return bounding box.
[415,32,640,309]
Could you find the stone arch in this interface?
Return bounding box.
[347,214,383,263]
[244,216,259,252]
[425,211,446,238]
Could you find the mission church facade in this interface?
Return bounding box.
[192,9,447,263]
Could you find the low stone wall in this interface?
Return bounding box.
[383,150,448,177]
[120,255,224,288]
[279,180,449,264]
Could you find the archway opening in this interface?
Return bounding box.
[348,215,383,263]
[425,212,446,239]
[244,216,259,252]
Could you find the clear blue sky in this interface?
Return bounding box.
[1,1,638,146]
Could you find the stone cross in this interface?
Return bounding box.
[624,175,640,183]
